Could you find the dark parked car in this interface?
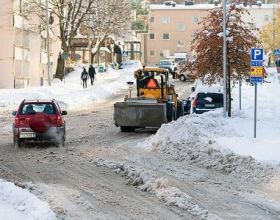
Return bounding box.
[184,86,224,114]
[12,99,67,147]
[192,92,224,114]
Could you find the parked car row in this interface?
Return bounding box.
[158,60,177,79]
[156,59,196,82]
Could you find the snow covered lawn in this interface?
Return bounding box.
[0,179,56,220]
[0,66,135,112]
[142,68,280,168]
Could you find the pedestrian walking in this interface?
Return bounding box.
[88,64,96,86]
[81,67,88,88]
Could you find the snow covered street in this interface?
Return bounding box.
[0,67,280,219]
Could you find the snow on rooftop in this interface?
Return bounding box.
[194,84,223,94]
[149,3,275,10]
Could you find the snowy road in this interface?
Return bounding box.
[0,81,280,219]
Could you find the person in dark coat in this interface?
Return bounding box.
[81,67,88,88]
[88,64,96,85]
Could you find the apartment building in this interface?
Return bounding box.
[143,3,275,65]
[0,0,59,89]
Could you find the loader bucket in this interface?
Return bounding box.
[114,101,167,128]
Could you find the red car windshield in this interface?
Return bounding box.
[19,103,57,115]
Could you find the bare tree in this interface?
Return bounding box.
[186,3,259,116]
[29,0,95,80]
[84,0,132,63]
[29,0,131,79]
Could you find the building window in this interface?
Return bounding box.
[162,33,170,40]
[40,37,52,53]
[14,0,29,14]
[177,23,185,32]
[192,16,198,23]
[177,40,185,48]
[149,33,155,40]
[149,50,155,57]
[14,28,29,48]
[162,16,170,24]
[41,38,47,51]
[14,47,30,61]
[133,43,140,51]
[124,43,131,51]
[162,50,170,57]
[150,16,155,23]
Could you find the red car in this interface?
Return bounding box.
[12,99,67,147]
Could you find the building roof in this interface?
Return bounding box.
[149,3,275,10]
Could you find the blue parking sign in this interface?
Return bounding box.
[251,61,263,66]
[250,76,263,83]
[251,48,263,61]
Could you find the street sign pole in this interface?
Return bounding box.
[64,66,66,84]
[254,84,257,138]
[239,79,241,110]
[250,48,264,138]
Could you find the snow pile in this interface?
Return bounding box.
[143,111,274,182]
[95,158,220,220]
[0,65,136,112]
[0,179,56,220]
[141,70,280,182]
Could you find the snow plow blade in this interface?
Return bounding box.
[114,101,167,128]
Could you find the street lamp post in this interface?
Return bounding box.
[273,0,276,65]
[45,0,51,86]
[222,0,227,117]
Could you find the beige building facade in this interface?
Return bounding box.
[143,3,275,65]
[0,0,59,89]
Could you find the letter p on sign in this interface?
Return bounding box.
[251,48,264,61]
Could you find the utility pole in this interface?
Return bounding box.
[45,0,51,86]
[222,0,227,117]
[273,0,277,66]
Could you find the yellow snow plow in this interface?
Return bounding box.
[114,67,184,132]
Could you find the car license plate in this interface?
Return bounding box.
[20,132,36,138]
[205,104,215,107]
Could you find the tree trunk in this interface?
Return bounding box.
[55,55,65,80]
[90,36,107,64]
[91,52,96,64]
